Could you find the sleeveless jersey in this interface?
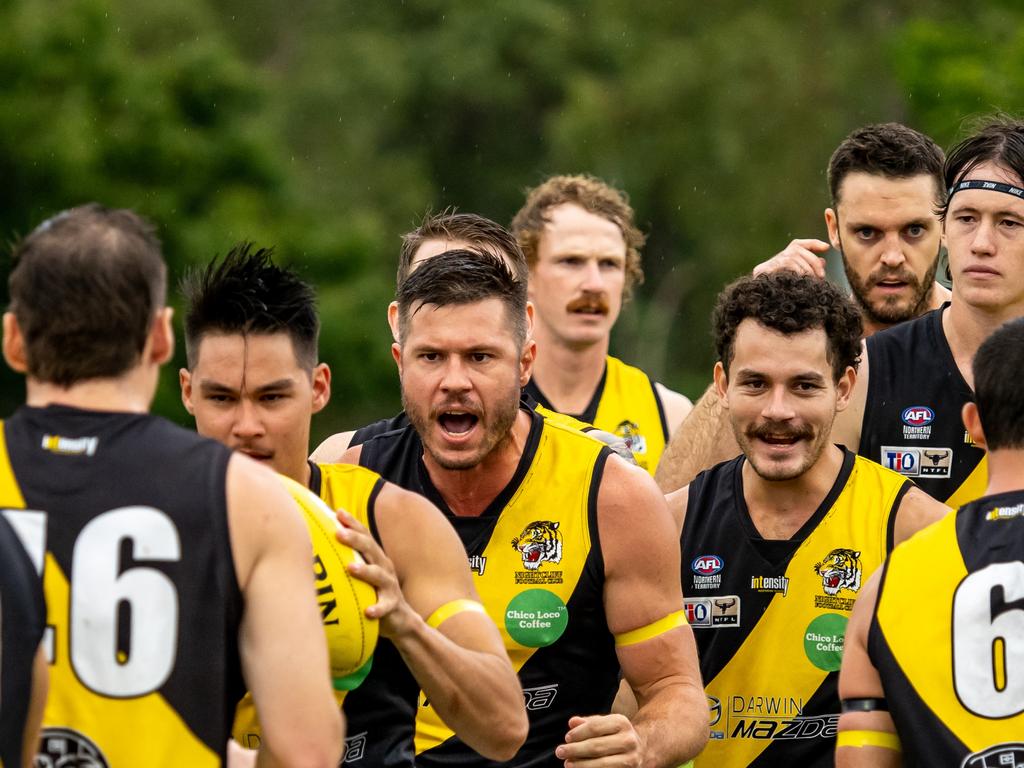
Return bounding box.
[0,507,46,767]
[868,490,1024,765]
[360,408,618,768]
[859,304,987,506]
[681,448,909,767]
[231,462,385,757]
[0,405,241,768]
[524,356,669,474]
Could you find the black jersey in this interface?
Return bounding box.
[0,510,46,767]
[350,413,409,448]
[681,449,908,767]
[360,408,619,768]
[869,490,1024,764]
[0,405,243,767]
[859,304,987,506]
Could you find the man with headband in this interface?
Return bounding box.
[657,117,1024,508]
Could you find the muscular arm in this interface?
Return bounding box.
[560,459,708,768]
[655,385,738,494]
[309,431,355,464]
[892,487,950,547]
[836,572,901,768]
[228,456,344,768]
[339,483,527,761]
[21,646,48,768]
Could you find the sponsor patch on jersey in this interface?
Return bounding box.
[719,692,837,741]
[512,520,563,584]
[37,727,110,768]
[804,613,848,671]
[708,695,724,739]
[985,503,1024,522]
[691,554,724,590]
[813,548,861,610]
[523,683,559,711]
[614,419,647,455]
[750,574,789,596]
[880,445,953,478]
[684,595,741,627]
[900,405,934,439]
[961,742,1024,768]
[467,554,487,575]
[343,732,368,763]
[505,589,569,647]
[40,433,98,456]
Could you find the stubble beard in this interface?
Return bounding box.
[840,240,941,327]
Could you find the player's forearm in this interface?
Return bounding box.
[392,614,527,761]
[655,385,737,493]
[632,678,709,768]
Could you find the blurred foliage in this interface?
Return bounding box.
[0,0,1018,446]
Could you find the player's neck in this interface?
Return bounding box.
[423,409,533,517]
[24,369,156,414]
[944,299,1024,390]
[741,443,845,540]
[530,324,608,414]
[981,449,1024,498]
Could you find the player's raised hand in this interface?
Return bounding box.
[556,714,643,768]
[335,509,418,639]
[752,238,830,278]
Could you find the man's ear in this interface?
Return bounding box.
[387,301,400,343]
[311,363,331,414]
[962,402,987,450]
[179,368,196,415]
[2,312,28,374]
[149,307,174,366]
[712,361,729,406]
[834,366,857,413]
[392,342,403,376]
[519,339,537,388]
[824,208,841,251]
[525,301,535,337]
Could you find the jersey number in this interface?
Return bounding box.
[4,506,180,698]
[952,562,1024,718]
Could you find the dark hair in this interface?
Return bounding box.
[396,249,527,346]
[511,174,646,298]
[972,317,1024,450]
[8,203,166,386]
[939,116,1024,220]
[828,123,945,206]
[181,242,319,370]
[398,210,527,286]
[712,272,863,381]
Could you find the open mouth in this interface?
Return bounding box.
[758,435,801,447]
[240,448,273,461]
[438,412,479,435]
[825,573,840,589]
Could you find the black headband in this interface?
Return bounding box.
[947,179,1024,201]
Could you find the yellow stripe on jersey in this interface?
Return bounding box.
[426,599,487,629]
[944,454,987,508]
[0,422,27,509]
[615,610,688,647]
[592,356,667,475]
[836,730,901,751]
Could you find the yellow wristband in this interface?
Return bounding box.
[836,730,901,751]
[426,599,487,629]
[614,610,688,647]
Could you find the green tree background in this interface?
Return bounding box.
[1,0,1018,445]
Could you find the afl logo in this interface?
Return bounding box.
[901,406,934,427]
[692,555,724,576]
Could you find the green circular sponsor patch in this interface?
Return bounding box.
[804,613,849,671]
[505,590,569,647]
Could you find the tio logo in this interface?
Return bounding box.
[884,449,918,474]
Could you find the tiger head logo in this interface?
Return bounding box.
[614,420,647,455]
[813,548,862,596]
[512,521,562,570]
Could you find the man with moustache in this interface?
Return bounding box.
[341,250,708,767]
[658,119,1024,508]
[512,175,692,474]
[670,272,948,767]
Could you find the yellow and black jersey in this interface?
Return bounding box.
[0,405,242,768]
[859,304,987,506]
[524,355,669,474]
[360,408,619,768]
[869,490,1024,765]
[0,507,46,767]
[681,448,909,767]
